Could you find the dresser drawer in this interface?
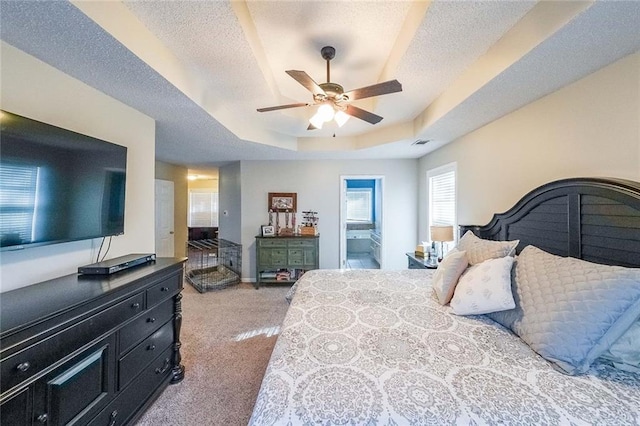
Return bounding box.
[88,346,173,426]
[0,293,143,394]
[258,248,287,266]
[146,272,181,307]
[287,239,315,248]
[118,320,173,390]
[119,298,173,355]
[258,238,287,248]
[287,249,304,266]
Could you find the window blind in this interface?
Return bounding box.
[346,189,373,222]
[429,169,456,227]
[189,190,219,227]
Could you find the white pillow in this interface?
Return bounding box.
[432,248,468,305]
[450,256,515,315]
[457,230,519,265]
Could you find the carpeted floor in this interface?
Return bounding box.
[135,281,291,426]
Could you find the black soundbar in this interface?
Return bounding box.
[78,253,156,275]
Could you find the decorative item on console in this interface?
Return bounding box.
[267,193,298,235]
[300,211,319,236]
[279,210,295,236]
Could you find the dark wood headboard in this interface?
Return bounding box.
[460,177,640,268]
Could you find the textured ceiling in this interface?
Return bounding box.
[1,1,639,168]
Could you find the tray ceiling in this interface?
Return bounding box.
[1,1,639,167]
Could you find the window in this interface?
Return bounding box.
[346,188,373,222]
[188,189,219,227]
[427,162,457,240]
[0,163,39,245]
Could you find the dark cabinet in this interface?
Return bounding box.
[0,258,186,426]
[406,252,438,269]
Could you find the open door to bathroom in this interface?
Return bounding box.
[339,176,384,270]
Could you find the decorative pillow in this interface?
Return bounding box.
[450,256,515,315]
[598,320,640,372]
[457,230,519,265]
[487,245,640,375]
[431,248,468,305]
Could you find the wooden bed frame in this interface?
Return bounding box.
[460,177,640,268]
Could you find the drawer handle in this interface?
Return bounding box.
[160,286,169,292]
[147,317,156,323]
[131,302,140,309]
[37,413,48,423]
[155,357,170,375]
[16,361,30,372]
[108,410,118,426]
[147,344,156,351]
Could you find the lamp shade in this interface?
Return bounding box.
[430,225,454,242]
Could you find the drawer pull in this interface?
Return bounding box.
[37,413,48,423]
[147,344,156,351]
[155,357,170,375]
[160,286,169,292]
[16,361,30,372]
[147,317,156,323]
[108,410,118,426]
[131,302,140,309]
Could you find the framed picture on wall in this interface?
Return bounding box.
[268,192,297,212]
[261,225,275,237]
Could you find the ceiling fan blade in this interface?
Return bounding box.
[286,70,326,96]
[345,105,383,124]
[257,102,310,112]
[344,79,402,101]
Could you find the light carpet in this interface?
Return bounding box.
[135,281,291,426]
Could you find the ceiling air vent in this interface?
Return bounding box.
[412,139,432,146]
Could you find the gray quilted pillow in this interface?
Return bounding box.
[457,230,519,265]
[488,245,640,375]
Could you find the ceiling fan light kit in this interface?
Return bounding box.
[257,46,402,130]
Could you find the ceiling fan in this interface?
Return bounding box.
[257,46,402,130]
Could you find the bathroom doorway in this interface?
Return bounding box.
[339,176,384,269]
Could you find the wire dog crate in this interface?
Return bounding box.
[186,239,242,292]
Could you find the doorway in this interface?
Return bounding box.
[339,176,384,270]
[155,179,175,257]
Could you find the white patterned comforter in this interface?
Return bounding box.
[249,269,640,425]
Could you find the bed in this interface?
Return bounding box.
[249,177,640,425]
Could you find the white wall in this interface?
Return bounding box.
[418,51,640,241]
[0,42,156,292]
[239,159,418,280]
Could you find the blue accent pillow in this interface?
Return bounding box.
[487,246,640,375]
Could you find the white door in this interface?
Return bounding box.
[155,179,174,257]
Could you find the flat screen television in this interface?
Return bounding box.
[0,110,127,251]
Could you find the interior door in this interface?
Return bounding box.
[155,179,174,257]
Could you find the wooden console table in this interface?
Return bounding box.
[255,235,319,288]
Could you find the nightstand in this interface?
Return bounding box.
[406,252,438,269]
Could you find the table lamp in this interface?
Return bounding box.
[430,225,454,262]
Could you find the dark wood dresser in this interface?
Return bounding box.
[0,257,186,426]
